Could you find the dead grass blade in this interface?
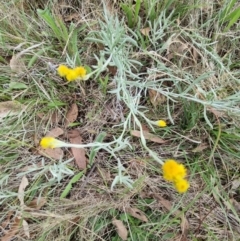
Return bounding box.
[67,129,87,169]
[131,130,166,144]
[112,219,128,240]
[65,103,78,127]
[22,219,30,238]
[18,176,29,206]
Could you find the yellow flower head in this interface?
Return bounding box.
[40,137,66,149]
[74,66,87,79]
[156,120,167,127]
[174,179,190,193]
[57,65,70,77]
[66,69,80,82]
[162,159,187,182]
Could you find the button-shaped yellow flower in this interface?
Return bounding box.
[162,159,187,182]
[66,69,80,82]
[57,65,70,77]
[174,179,190,193]
[74,66,87,79]
[40,137,67,149]
[156,120,167,127]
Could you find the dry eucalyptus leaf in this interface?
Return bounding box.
[112,219,128,240]
[65,103,78,127]
[18,176,29,206]
[125,207,148,222]
[131,130,166,144]
[0,101,26,120]
[68,129,87,170]
[22,219,30,238]
[140,27,150,36]
[148,89,166,107]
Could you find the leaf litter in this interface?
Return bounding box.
[67,129,87,169]
[112,219,128,240]
[65,103,78,127]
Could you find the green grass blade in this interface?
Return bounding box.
[60,170,85,198]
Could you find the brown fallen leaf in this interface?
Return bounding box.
[27,197,46,210]
[37,147,63,160]
[46,127,64,137]
[0,101,26,120]
[112,219,128,241]
[65,103,78,127]
[37,127,64,159]
[152,193,181,216]
[131,130,166,144]
[1,211,14,229]
[18,176,29,206]
[1,216,21,241]
[148,89,166,107]
[191,142,208,153]
[140,27,150,36]
[67,129,87,170]
[64,12,80,22]
[107,65,118,75]
[125,207,148,222]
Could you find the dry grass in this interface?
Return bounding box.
[0,0,240,240]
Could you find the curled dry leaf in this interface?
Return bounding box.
[0,101,26,120]
[148,89,166,107]
[125,207,148,222]
[65,103,78,127]
[112,219,128,241]
[67,129,87,170]
[140,27,150,36]
[18,175,29,206]
[131,130,166,144]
